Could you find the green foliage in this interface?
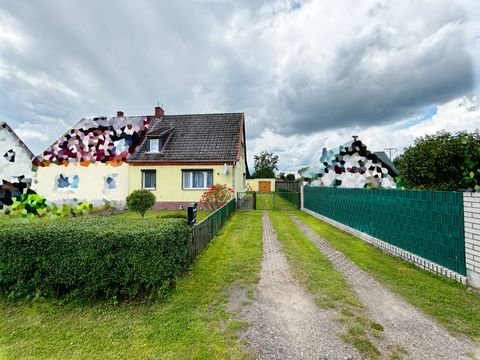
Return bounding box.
[8,193,94,219]
[253,150,279,178]
[199,184,233,211]
[0,211,263,359]
[395,130,480,191]
[10,193,48,216]
[285,173,296,181]
[126,190,156,217]
[0,217,191,300]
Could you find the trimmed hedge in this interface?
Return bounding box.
[0,216,191,300]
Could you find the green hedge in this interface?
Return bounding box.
[0,217,191,300]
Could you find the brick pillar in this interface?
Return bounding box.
[464,192,480,289]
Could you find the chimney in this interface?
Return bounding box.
[155,106,164,118]
[117,111,124,117]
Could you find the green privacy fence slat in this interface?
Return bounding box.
[304,187,466,275]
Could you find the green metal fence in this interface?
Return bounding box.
[191,199,236,259]
[304,186,466,275]
[236,192,299,210]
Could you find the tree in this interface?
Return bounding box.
[285,173,295,181]
[395,130,480,191]
[253,151,279,178]
[126,190,156,217]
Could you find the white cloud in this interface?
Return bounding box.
[253,95,480,173]
[0,0,478,164]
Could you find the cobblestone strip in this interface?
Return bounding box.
[290,213,478,360]
[241,212,359,359]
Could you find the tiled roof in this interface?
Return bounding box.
[33,116,153,166]
[129,113,244,162]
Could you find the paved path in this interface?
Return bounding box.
[241,212,359,359]
[290,213,479,360]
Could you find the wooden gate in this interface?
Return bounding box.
[258,181,271,192]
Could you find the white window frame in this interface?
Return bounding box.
[147,138,159,153]
[142,170,156,190]
[182,170,213,190]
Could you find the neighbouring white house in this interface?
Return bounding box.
[31,109,157,207]
[0,122,35,207]
[300,137,398,189]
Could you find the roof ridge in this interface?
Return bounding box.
[163,112,243,117]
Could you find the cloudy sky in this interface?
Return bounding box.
[1,0,479,173]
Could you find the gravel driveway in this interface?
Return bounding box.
[240,212,360,359]
[290,213,479,360]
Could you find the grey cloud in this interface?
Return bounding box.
[0,0,477,158]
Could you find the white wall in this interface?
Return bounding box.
[32,162,129,207]
[0,126,34,182]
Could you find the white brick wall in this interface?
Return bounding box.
[464,192,480,289]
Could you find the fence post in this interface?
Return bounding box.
[253,191,257,210]
[464,192,480,289]
[300,183,304,210]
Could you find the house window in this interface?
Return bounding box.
[142,170,156,190]
[104,174,117,191]
[148,138,163,153]
[183,170,213,189]
[56,174,79,190]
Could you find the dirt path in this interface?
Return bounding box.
[290,213,479,360]
[240,212,359,359]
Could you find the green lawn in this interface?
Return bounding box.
[269,211,383,358]
[0,209,210,224]
[114,209,210,222]
[295,210,480,344]
[255,193,297,210]
[0,211,263,359]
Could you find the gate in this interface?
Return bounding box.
[237,191,299,210]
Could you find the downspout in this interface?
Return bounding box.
[232,161,236,199]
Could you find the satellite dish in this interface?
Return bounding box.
[223,163,228,175]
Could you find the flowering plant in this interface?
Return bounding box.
[199,184,234,211]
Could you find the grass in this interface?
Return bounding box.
[0,211,263,359]
[0,209,210,224]
[295,210,480,344]
[268,211,382,358]
[255,193,297,210]
[114,209,210,222]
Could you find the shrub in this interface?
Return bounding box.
[10,193,48,217]
[199,184,233,211]
[0,217,191,300]
[395,130,480,191]
[126,190,156,217]
[8,193,94,219]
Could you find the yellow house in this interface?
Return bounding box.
[32,109,155,207]
[128,112,248,209]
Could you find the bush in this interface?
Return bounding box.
[0,217,191,300]
[126,190,156,217]
[395,130,480,191]
[7,193,95,219]
[199,184,234,211]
